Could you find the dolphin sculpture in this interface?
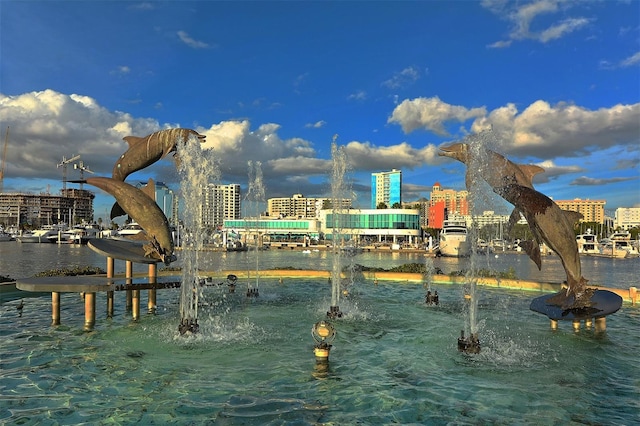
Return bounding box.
[112,128,205,182]
[79,177,176,265]
[110,128,205,218]
[439,143,591,308]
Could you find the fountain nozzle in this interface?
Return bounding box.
[179,318,199,335]
[327,305,343,319]
[457,330,480,354]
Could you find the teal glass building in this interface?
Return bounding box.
[371,169,402,209]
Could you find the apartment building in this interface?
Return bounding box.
[554,198,605,224]
[371,169,402,209]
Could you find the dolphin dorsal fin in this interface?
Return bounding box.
[563,210,583,225]
[122,136,144,148]
[518,164,545,186]
[141,178,157,201]
[110,202,126,220]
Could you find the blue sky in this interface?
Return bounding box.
[1,0,638,223]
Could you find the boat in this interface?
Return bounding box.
[599,231,639,258]
[116,222,144,237]
[0,232,13,242]
[49,224,100,244]
[576,230,600,255]
[438,220,470,257]
[17,225,66,243]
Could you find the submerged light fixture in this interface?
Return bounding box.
[312,320,336,362]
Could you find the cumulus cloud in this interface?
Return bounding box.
[388,96,487,135]
[530,160,584,183]
[344,141,443,172]
[0,90,159,182]
[471,100,640,158]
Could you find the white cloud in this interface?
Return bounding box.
[344,141,441,171]
[382,66,421,89]
[483,0,590,46]
[620,51,640,67]
[177,31,209,49]
[347,90,367,102]
[471,100,640,158]
[305,120,326,129]
[388,96,487,135]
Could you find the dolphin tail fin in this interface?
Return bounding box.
[110,202,127,220]
[518,164,545,187]
[123,136,144,147]
[506,208,522,235]
[519,240,542,270]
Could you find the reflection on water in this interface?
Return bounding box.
[0,277,637,424]
[1,243,638,289]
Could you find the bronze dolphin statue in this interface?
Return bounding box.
[439,143,590,308]
[110,128,205,218]
[439,142,544,190]
[112,128,205,182]
[81,176,176,265]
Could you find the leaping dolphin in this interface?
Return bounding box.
[112,128,205,182]
[439,143,590,308]
[80,177,176,265]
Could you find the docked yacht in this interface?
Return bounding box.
[17,224,66,243]
[600,231,639,258]
[438,220,470,257]
[48,224,100,244]
[576,230,599,255]
[116,222,144,237]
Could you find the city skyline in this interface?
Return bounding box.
[0,1,638,221]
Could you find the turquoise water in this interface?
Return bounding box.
[1,275,638,424]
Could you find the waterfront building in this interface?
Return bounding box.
[428,182,469,229]
[402,199,429,229]
[320,208,421,246]
[554,198,605,224]
[614,207,640,230]
[371,169,402,209]
[0,190,94,228]
[267,194,351,219]
[202,183,241,228]
[224,217,322,248]
[224,208,421,248]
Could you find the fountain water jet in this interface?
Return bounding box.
[327,135,348,319]
[176,134,219,334]
[244,161,265,298]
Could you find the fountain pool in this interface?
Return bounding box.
[1,276,638,424]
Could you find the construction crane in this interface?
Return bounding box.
[57,154,81,193]
[74,161,94,190]
[0,126,8,194]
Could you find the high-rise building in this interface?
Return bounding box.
[428,182,469,229]
[268,194,351,219]
[371,169,402,209]
[554,198,606,224]
[202,184,241,228]
[615,207,640,230]
[0,190,94,227]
